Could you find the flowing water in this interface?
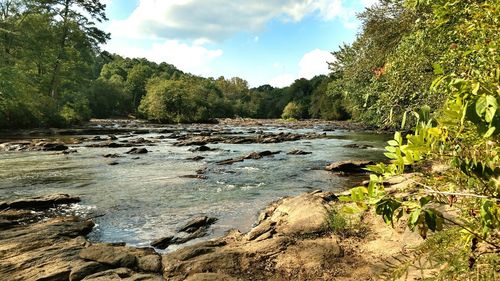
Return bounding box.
[0,122,388,251]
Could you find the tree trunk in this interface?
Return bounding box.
[49,0,71,99]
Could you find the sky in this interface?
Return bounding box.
[100,0,379,88]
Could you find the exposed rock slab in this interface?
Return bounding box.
[325,160,375,174]
[0,193,80,210]
[151,216,217,249]
[173,132,327,147]
[216,151,281,165]
[161,191,337,280]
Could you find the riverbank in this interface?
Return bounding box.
[0,173,425,281]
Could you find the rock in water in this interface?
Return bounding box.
[125,147,148,154]
[0,193,80,210]
[151,216,218,249]
[325,160,375,174]
[287,149,312,155]
[178,216,218,233]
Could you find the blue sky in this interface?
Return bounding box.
[101,0,378,87]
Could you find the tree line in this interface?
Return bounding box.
[0,0,349,129]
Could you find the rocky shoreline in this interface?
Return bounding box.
[0,173,423,281]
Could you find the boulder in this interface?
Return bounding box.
[151,216,217,249]
[287,149,312,155]
[186,156,205,161]
[36,141,69,151]
[268,192,330,236]
[188,145,216,152]
[79,244,137,268]
[216,151,280,165]
[125,148,148,154]
[343,143,374,149]
[0,193,80,210]
[86,141,132,148]
[325,160,374,174]
[178,216,217,233]
[69,261,109,281]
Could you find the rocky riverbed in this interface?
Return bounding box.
[0,172,424,280]
[1,119,415,280]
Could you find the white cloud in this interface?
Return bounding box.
[104,39,223,76]
[299,49,335,79]
[268,49,334,87]
[107,0,360,42]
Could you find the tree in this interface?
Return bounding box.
[41,0,109,99]
[281,102,301,119]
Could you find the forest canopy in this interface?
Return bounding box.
[0,0,348,129]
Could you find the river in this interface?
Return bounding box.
[0,121,388,251]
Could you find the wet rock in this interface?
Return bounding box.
[36,141,69,151]
[188,145,216,152]
[343,143,374,149]
[151,216,217,249]
[63,149,78,154]
[287,149,312,155]
[125,148,148,154]
[325,160,375,174]
[174,132,327,147]
[179,174,207,180]
[151,228,207,250]
[104,153,121,158]
[86,141,132,148]
[216,151,280,165]
[108,161,119,166]
[186,156,205,161]
[0,193,80,210]
[179,216,217,233]
[174,139,208,146]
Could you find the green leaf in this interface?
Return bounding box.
[385,146,397,153]
[484,95,497,123]
[471,82,480,95]
[338,195,352,202]
[401,111,407,129]
[419,196,433,207]
[408,209,421,230]
[376,198,402,226]
[476,95,487,116]
[432,63,444,75]
[388,140,399,146]
[384,152,397,159]
[484,126,496,138]
[424,209,440,232]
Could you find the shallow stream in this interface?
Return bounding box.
[0,122,388,251]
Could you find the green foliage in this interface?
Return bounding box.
[338,0,499,277]
[0,0,109,128]
[327,210,348,234]
[281,102,302,120]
